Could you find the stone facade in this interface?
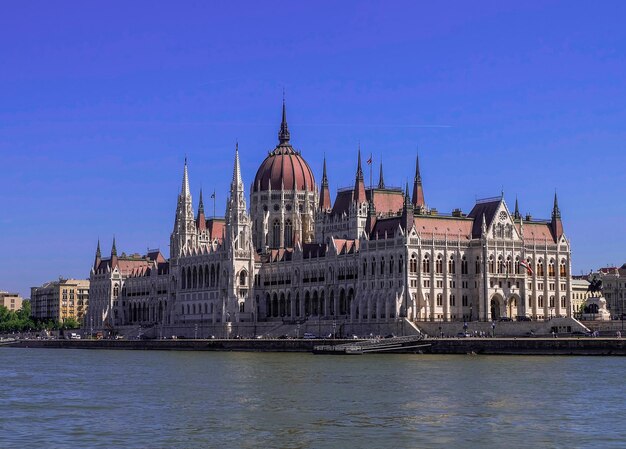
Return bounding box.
[87,104,573,336]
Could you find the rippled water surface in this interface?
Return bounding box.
[1,348,625,448]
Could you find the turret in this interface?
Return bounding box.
[514,196,521,220]
[170,158,196,259]
[378,159,385,189]
[551,192,563,239]
[94,239,101,271]
[354,147,367,204]
[111,237,118,269]
[278,99,290,145]
[196,189,207,232]
[319,155,332,211]
[412,152,426,212]
[401,182,414,231]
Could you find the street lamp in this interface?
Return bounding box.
[491,321,496,338]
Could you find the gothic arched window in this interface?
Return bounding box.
[273,220,281,248]
[284,219,293,247]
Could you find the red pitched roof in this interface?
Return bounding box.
[413,216,474,240]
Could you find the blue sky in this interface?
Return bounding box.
[1,1,625,298]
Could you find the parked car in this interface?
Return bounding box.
[499,317,513,322]
[303,333,317,339]
[516,316,532,322]
[456,332,471,338]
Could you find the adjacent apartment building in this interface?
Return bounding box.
[0,291,24,312]
[31,279,90,324]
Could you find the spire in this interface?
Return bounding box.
[401,182,414,231]
[232,142,243,189]
[552,191,561,219]
[196,189,206,232]
[412,151,425,209]
[94,239,101,271]
[319,155,332,210]
[513,196,521,220]
[278,98,290,145]
[111,236,118,268]
[378,159,385,189]
[551,191,563,240]
[354,146,367,203]
[181,157,190,197]
[198,189,204,214]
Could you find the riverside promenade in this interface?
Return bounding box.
[4,337,626,355]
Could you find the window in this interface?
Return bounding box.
[284,219,293,247]
[462,295,468,306]
[461,256,468,275]
[475,257,481,274]
[548,259,555,277]
[239,271,247,286]
[436,294,443,306]
[537,259,544,277]
[422,254,430,274]
[436,255,443,274]
[273,220,281,248]
[410,254,418,273]
[538,295,544,307]
[448,256,456,274]
[450,294,456,306]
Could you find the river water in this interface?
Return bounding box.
[1,348,624,449]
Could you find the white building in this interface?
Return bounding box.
[87,103,573,336]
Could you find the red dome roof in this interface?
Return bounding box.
[253,102,316,192]
[253,146,316,192]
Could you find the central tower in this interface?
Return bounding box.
[250,101,318,252]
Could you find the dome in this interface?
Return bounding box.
[252,102,316,192]
[253,146,316,192]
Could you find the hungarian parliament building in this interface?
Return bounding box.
[86,103,573,336]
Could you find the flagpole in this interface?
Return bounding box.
[369,153,373,193]
[213,190,216,218]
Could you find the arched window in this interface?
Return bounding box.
[330,290,335,316]
[273,219,281,248]
[448,256,455,274]
[489,256,495,274]
[475,256,481,274]
[538,295,544,308]
[422,254,430,273]
[436,294,443,306]
[389,256,394,274]
[380,257,385,276]
[284,219,293,247]
[181,267,187,289]
[371,258,376,276]
[239,270,247,286]
[549,296,555,308]
[187,269,192,290]
[436,255,443,274]
[410,254,418,273]
[548,259,555,277]
[239,302,245,313]
[192,267,197,289]
[497,256,503,274]
[515,257,520,275]
[210,265,216,287]
[461,256,468,275]
[363,260,367,276]
[399,255,404,274]
[559,259,567,277]
[537,259,544,277]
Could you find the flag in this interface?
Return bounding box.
[520,260,533,275]
[366,155,372,165]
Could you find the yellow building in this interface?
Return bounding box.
[571,276,592,317]
[31,279,89,324]
[0,292,23,312]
